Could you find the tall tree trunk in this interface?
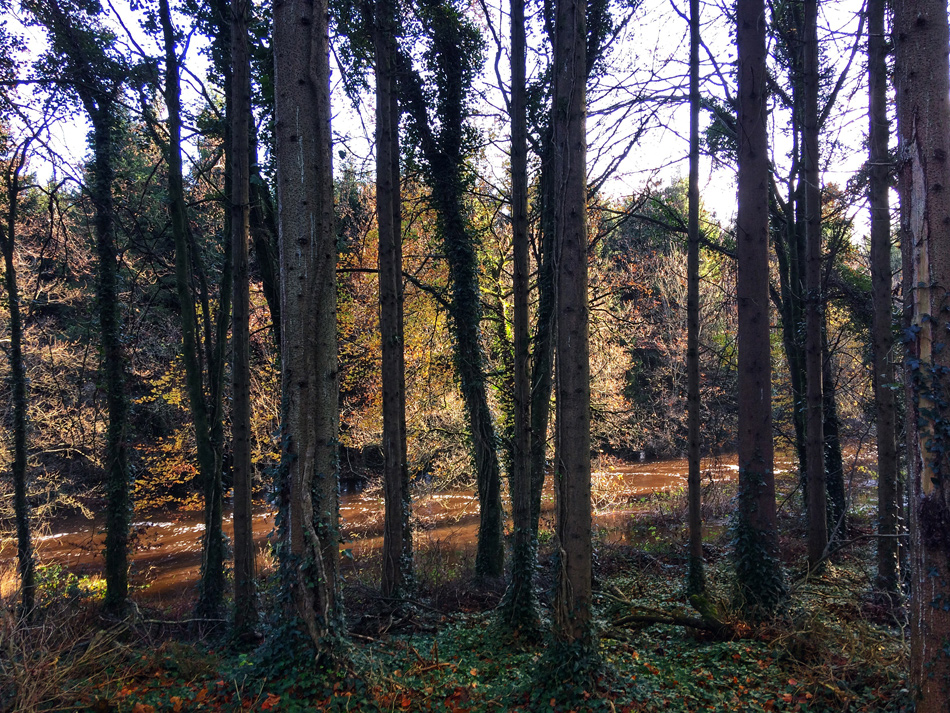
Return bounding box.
[231,0,259,635]
[1,141,35,617]
[685,0,705,597]
[32,0,131,616]
[552,0,591,648]
[502,0,538,632]
[868,0,899,601]
[376,0,412,598]
[822,323,846,540]
[88,105,130,615]
[803,0,828,568]
[274,0,341,649]
[159,0,226,618]
[397,20,505,578]
[734,0,785,617]
[894,1,950,708]
[529,148,556,536]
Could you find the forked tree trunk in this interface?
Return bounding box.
[552,0,591,648]
[274,0,341,648]
[376,0,412,598]
[398,18,505,578]
[867,0,899,601]
[733,0,785,617]
[893,1,950,708]
[231,0,258,635]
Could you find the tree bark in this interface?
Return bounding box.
[231,0,258,635]
[868,0,899,601]
[502,0,538,632]
[158,0,227,619]
[36,0,132,615]
[822,323,846,540]
[376,0,412,598]
[529,150,556,536]
[803,0,828,569]
[733,0,785,617]
[1,140,35,618]
[92,103,130,615]
[397,12,505,578]
[685,0,704,597]
[552,0,592,648]
[274,0,341,648]
[893,0,950,707]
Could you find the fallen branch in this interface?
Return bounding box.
[610,594,733,639]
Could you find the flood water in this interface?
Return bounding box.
[2,449,855,608]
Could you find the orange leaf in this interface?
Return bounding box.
[133,704,156,713]
[170,696,183,713]
[261,693,281,711]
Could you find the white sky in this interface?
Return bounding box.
[7,0,875,238]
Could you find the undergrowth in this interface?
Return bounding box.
[0,474,912,712]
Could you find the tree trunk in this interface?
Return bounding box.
[803,0,828,569]
[87,104,131,615]
[376,0,412,598]
[249,160,282,350]
[894,1,950,707]
[274,0,341,649]
[822,323,846,540]
[529,148,556,536]
[397,22,505,578]
[159,0,226,619]
[37,0,131,616]
[502,0,538,632]
[733,0,785,617]
[231,0,259,635]
[868,0,899,601]
[552,0,591,648]
[685,0,704,597]
[1,142,35,618]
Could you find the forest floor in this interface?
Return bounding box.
[0,470,912,712]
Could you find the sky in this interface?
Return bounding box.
[6,0,875,240]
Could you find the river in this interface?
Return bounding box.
[1,451,832,608]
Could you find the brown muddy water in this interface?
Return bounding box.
[1,449,866,608]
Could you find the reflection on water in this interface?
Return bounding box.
[0,447,873,605]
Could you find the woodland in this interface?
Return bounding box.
[0,0,946,710]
